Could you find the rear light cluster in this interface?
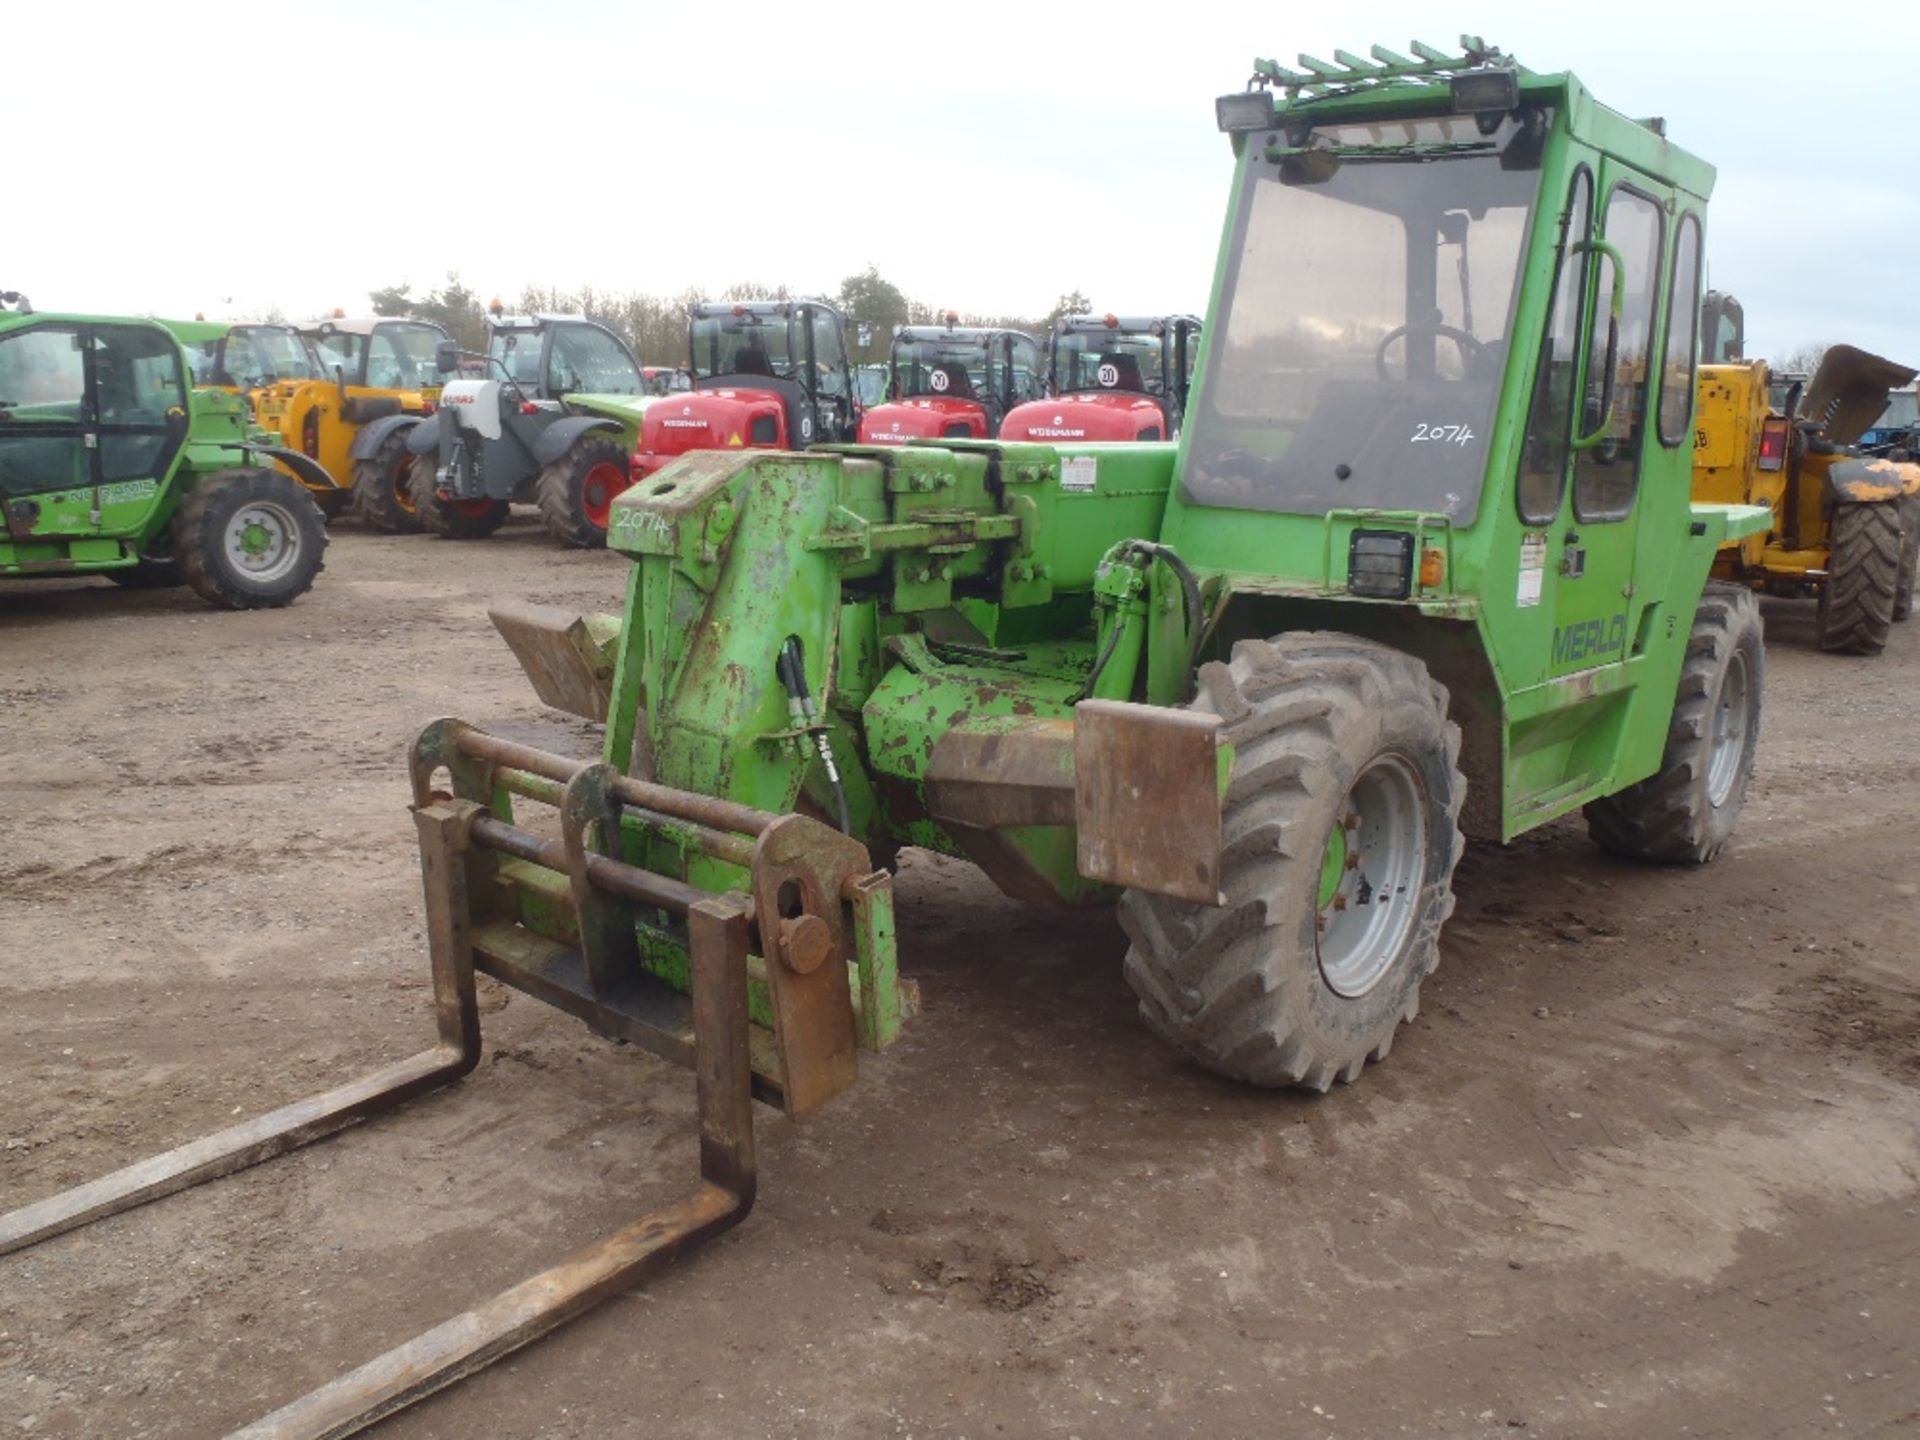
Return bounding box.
[1757,416,1789,472]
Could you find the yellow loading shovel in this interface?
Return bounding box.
[0,721,900,1437]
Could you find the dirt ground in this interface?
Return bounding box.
[2,515,1916,1440]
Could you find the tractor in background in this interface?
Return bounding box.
[856,317,1041,445]
[999,312,1203,443]
[1691,305,1920,651]
[1,302,328,607]
[629,300,860,479]
[165,318,323,393]
[405,312,651,546]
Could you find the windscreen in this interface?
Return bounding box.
[368,323,444,389]
[1182,114,1542,521]
[228,327,318,385]
[1055,328,1163,394]
[691,312,796,380]
[893,336,990,401]
[547,324,641,395]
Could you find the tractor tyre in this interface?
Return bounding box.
[1584,583,1762,864]
[1118,633,1465,1091]
[1814,500,1901,654]
[173,468,327,610]
[535,435,633,548]
[1893,498,1918,623]
[350,427,425,534]
[408,453,511,540]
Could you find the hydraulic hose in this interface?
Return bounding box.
[776,637,853,835]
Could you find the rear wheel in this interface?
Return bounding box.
[1119,633,1465,1091]
[1815,500,1900,653]
[1893,498,1918,623]
[408,450,510,540]
[173,468,327,609]
[1585,583,1762,863]
[536,435,632,548]
[350,426,425,534]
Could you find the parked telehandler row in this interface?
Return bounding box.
[1,39,1779,1437]
[0,297,329,607]
[1688,296,1920,651]
[999,311,1204,443]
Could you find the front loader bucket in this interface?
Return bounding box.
[0,720,907,1438]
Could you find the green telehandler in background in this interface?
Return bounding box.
[0,39,1776,1436]
[0,294,331,607]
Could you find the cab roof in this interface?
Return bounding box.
[1056,314,1202,337]
[300,316,448,338]
[1253,38,1714,199]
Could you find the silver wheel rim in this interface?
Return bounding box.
[1706,648,1750,807]
[224,500,302,584]
[1317,754,1429,998]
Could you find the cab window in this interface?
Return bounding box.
[1657,213,1703,447]
[547,324,641,395]
[1572,187,1664,523]
[1517,168,1592,525]
[810,309,848,397]
[312,331,364,384]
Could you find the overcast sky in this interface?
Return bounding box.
[10,1,1916,363]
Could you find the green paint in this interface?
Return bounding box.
[1318,825,1347,910]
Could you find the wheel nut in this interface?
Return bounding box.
[777,914,832,974]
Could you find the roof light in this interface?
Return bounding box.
[488,297,504,316]
[1215,89,1275,133]
[1449,69,1519,115]
[732,304,748,317]
[330,307,346,319]
[1103,314,1118,329]
[944,309,958,326]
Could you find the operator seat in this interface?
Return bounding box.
[734,344,773,376]
[930,362,974,399]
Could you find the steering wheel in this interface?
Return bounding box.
[1374,323,1486,381]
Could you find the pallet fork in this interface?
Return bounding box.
[0,720,907,1437]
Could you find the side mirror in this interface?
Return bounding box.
[435,340,459,376]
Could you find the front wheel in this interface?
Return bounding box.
[350,426,425,534]
[1815,500,1900,654]
[1119,633,1465,1091]
[408,451,510,539]
[1893,498,1918,623]
[173,468,327,609]
[1585,583,1762,863]
[535,436,632,548]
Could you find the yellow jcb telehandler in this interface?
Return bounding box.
[1691,291,1920,653]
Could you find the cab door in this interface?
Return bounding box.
[0,323,91,506]
[1549,166,1667,677]
[89,323,189,503]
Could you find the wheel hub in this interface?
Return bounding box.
[1706,648,1751,807]
[225,500,302,583]
[1316,754,1428,998]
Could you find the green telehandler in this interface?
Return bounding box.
[0,39,1774,1435]
[0,295,332,606]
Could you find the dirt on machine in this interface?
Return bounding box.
[2,296,330,608]
[1691,290,1920,653]
[0,36,1784,1436]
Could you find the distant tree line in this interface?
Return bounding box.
[368,268,1095,365]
